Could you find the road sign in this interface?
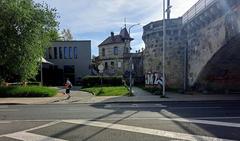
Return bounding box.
[98,64,104,72]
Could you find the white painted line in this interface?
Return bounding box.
[23,120,62,132]
[0,106,9,108]
[0,109,19,112]
[5,132,67,141]
[158,118,240,128]
[104,104,167,108]
[169,107,222,109]
[0,121,11,124]
[63,119,234,141]
[195,116,240,120]
[0,121,61,139]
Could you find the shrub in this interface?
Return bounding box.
[0,86,57,97]
[81,76,123,87]
[81,86,129,96]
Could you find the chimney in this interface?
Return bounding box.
[111,32,114,38]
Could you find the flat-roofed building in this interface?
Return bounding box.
[44,40,91,85]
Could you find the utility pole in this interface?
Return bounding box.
[128,23,140,95]
[162,0,172,98]
[162,0,166,97]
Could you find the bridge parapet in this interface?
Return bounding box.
[183,0,217,24]
[186,0,240,91]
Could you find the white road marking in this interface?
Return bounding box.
[158,118,240,128]
[5,132,67,141]
[0,109,19,112]
[63,119,235,141]
[169,107,222,109]
[195,116,240,120]
[104,104,167,108]
[0,121,11,124]
[23,121,62,132]
[0,106,9,108]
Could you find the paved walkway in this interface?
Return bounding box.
[53,87,240,104]
[1,86,240,105]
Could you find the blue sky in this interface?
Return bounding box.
[34,0,198,56]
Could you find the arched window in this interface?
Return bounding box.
[114,46,118,55]
[102,48,105,57]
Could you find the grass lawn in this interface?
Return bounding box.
[0,86,58,97]
[81,86,129,96]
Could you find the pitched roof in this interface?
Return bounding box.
[119,28,131,39]
[98,28,133,47]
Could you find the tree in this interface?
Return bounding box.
[61,29,73,41]
[0,0,59,82]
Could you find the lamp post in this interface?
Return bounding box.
[162,0,166,97]
[128,23,140,94]
[162,0,171,97]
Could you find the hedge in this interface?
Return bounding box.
[0,86,58,97]
[81,76,123,87]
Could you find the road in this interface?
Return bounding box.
[0,101,240,141]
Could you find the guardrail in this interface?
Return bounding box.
[182,0,217,24]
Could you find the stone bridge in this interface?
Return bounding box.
[183,0,240,92]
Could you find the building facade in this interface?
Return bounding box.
[98,28,143,78]
[143,18,185,89]
[44,40,91,85]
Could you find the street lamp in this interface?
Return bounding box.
[162,0,171,98]
[128,23,140,94]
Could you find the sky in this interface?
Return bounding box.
[34,0,199,56]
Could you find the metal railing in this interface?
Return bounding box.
[182,0,217,24]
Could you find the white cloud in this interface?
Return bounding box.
[34,0,199,55]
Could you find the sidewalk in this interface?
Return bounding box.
[1,87,240,105]
[53,87,240,104]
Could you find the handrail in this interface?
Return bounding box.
[182,0,217,24]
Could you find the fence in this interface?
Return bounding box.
[182,0,217,24]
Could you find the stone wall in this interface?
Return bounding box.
[186,0,240,89]
[143,18,185,89]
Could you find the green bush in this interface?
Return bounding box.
[81,86,129,96]
[82,76,123,87]
[0,86,58,97]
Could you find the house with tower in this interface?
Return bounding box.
[97,26,143,81]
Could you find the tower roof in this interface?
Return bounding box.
[119,28,131,39]
[98,28,133,47]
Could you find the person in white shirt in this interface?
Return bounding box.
[64,78,72,99]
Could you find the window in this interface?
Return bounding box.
[59,47,63,59]
[166,30,171,35]
[54,47,58,59]
[48,48,52,59]
[64,47,68,59]
[104,62,108,69]
[114,46,118,55]
[102,48,105,56]
[74,47,78,59]
[118,62,121,68]
[111,61,114,67]
[69,47,72,59]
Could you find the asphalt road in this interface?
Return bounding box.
[0,101,240,141]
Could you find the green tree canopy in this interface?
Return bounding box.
[0,0,59,82]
